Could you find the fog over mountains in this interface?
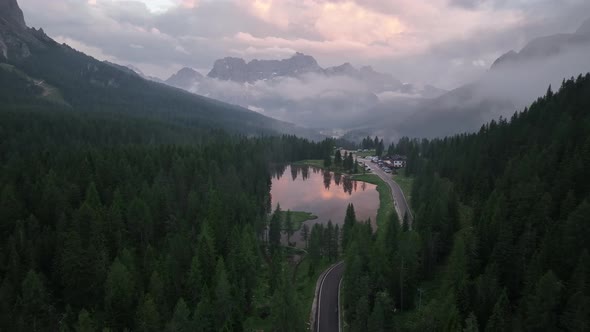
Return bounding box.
[341,18,590,141]
[114,17,590,141]
[0,0,322,139]
[158,53,446,131]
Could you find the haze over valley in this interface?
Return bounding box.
[155,21,590,140]
[13,0,590,140]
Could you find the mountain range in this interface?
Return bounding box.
[160,53,446,129]
[8,0,586,142]
[166,53,445,98]
[341,17,590,141]
[492,18,590,69]
[152,20,589,137]
[0,0,324,140]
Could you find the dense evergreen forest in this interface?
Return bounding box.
[0,104,335,331]
[341,74,590,331]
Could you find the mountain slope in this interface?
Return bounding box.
[166,53,444,129]
[0,0,319,139]
[492,18,590,69]
[342,72,590,331]
[353,18,590,140]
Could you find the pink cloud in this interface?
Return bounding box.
[181,0,198,9]
[232,0,524,62]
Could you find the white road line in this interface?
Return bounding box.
[338,277,343,332]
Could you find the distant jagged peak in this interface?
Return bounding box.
[289,51,316,61]
[174,67,203,78]
[359,65,377,73]
[281,52,321,69]
[0,0,26,29]
[207,52,322,82]
[166,66,204,89]
[325,62,358,76]
[217,56,248,66]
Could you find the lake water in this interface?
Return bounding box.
[270,165,379,247]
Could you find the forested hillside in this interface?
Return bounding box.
[0,104,334,331]
[0,0,320,139]
[341,73,590,331]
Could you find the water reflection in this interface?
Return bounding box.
[271,164,286,180]
[323,170,331,190]
[301,166,309,180]
[270,165,379,247]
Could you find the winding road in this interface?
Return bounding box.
[312,158,414,331]
[369,160,414,226]
[314,261,345,332]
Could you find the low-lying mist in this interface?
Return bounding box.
[185,73,381,129]
[346,44,590,142]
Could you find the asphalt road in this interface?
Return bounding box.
[365,159,414,226]
[315,261,345,332]
[313,160,413,332]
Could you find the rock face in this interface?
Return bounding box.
[0,0,54,60]
[208,52,322,82]
[205,52,407,93]
[324,62,357,77]
[166,67,204,89]
[0,0,26,29]
[491,18,590,69]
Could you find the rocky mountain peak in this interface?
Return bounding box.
[287,52,320,69]
[176,67,203,78]
[326,62,357,76]
[208,53,322,83]
[208,57,248,82]
[0,0,26,29]
[0,0,54,60]
[166,67,204,88]
[360,65,376,73]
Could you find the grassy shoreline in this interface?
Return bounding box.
[291,159,325,168]
[290,160,394,228]
[392,169,414,209]
[286,160,394,329]
[351,174,394,227]
[275,210,318,231]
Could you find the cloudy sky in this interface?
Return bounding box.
[18,0,590,89]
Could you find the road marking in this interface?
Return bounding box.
[338,277,343,332]
[316,261,343,332]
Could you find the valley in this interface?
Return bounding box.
[1,0,590,331]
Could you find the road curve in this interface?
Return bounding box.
[369,162,414,226]
[315,261,345,332]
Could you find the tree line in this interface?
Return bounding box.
[0,106,336,331]
[341,74,590,331]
